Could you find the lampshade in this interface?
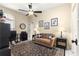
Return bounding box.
[34,28,39,34]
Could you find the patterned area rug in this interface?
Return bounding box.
[11,41,64,56]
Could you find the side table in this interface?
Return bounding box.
[56,37,67,56]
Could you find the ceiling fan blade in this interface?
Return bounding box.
[18,9,28,12]
[33,14,37,17]
[26,14,29,16]
[34,11,42,13]
[28,3,32,9]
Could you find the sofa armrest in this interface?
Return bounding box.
[50,37,56,47]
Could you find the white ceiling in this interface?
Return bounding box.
[0,3,67,14]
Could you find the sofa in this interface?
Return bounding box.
[32,33,56,48]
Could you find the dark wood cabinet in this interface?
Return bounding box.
[56,38,67,56]
[0,23,10,48]
[56,38,67,49]
[0,23,11,56]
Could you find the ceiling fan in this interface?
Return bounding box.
[18,3,42,17]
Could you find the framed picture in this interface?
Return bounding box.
[44,22,50,29]
[39,20,44,27]
[51,17,58,26]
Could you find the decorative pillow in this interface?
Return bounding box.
[38,34,41,38]
[36,34,42,38]
[48,36,52,39]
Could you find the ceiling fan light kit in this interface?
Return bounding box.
[28,10,34,15]
[29,12,33,15]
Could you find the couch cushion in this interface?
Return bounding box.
[35,34,42,38]
[34,38,50,44]
[40,33,55,39]
[40,39,50,42]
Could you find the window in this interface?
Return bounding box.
[4,13,15,30]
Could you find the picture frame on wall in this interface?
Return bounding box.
[39,20,44,27]
[44,22,50,29]
[51,17,58,26]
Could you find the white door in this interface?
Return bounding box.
[27,21,35,40]
[71,3,79,56]
[76,17,79,56]
[27,24,31,40]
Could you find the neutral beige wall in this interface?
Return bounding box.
[30,4,72,49]
[0,5,29,33]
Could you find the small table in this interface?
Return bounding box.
[56,37,67,56]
